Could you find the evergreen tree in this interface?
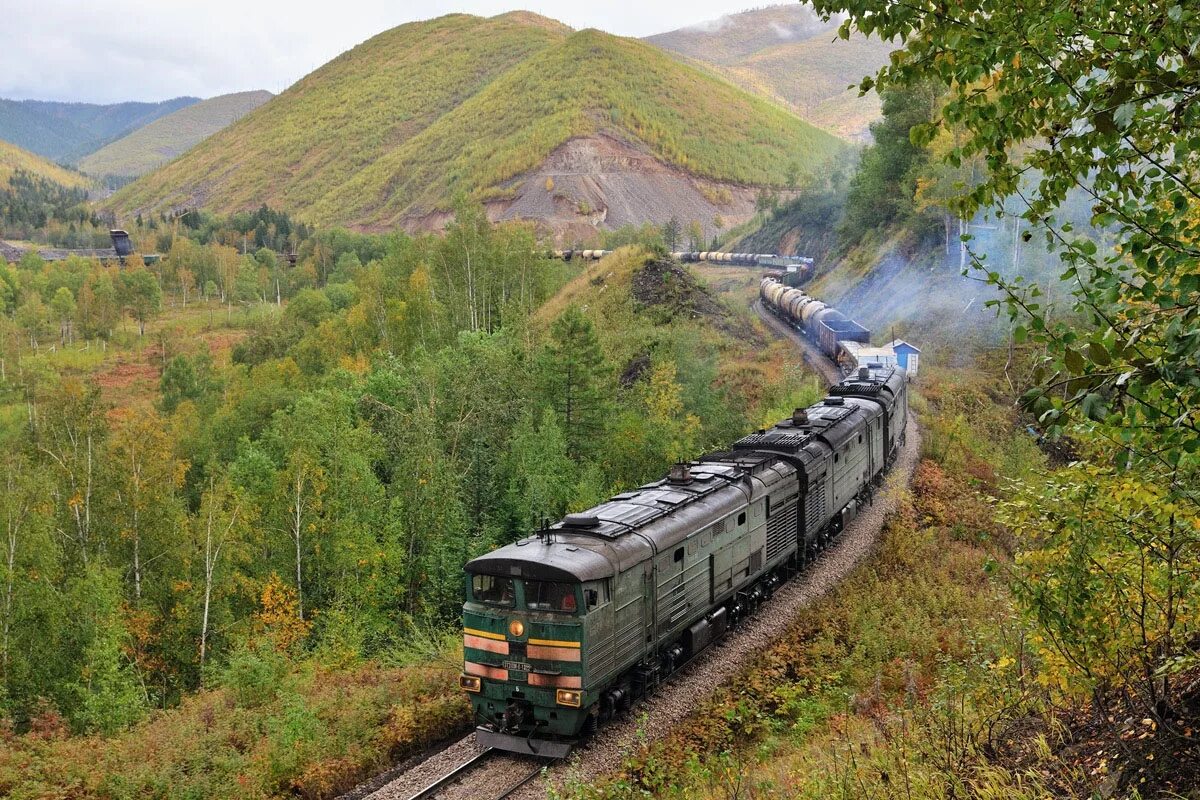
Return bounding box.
[538,306,611,461]
[67,567,146,735]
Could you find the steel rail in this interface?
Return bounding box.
[495,763,547,800]
[402,747,493,800]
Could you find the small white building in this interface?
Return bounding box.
[887,340,921,377]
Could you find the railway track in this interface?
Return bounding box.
[403,748,497,800]
[365,741,549,800]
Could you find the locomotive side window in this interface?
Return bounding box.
[584,579,610,611]
[737,512,746,526]
[526,580,578,613]
[673,547,684,563]
[472,574,514,607]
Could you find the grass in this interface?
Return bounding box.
[78,91,274,179]
[109,14,844,228]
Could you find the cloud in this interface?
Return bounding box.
[0,1,776,103]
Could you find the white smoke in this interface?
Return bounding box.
[686,14,733,33]
[769,21,798,40]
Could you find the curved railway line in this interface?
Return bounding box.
[348,294,922,800]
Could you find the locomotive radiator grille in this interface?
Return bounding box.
[805,479,828,534]
[765,496,798,561]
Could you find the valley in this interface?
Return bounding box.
[0,2,1197,799]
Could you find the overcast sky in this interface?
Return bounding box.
[2,0,776,104]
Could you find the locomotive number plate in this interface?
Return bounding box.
[504,660,531,673]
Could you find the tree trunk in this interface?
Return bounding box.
[292,471,305,621]
[132,504,141,604]
[959,217,968,272]
[2,483,22,681]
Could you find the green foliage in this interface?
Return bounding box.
[110,14,844,227]
[838,81,943,246]
[0,201,812,794]
[503,409,575,532]
[118,267,162,336]
[816,0,1200,462]
[1002,464,1200,713]
[160,353,219,413]
[0,140,95,242]
[222,639,289,708]
[67,567,147,735]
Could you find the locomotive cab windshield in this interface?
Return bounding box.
[468,573,584,614]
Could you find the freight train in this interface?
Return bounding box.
[459,296,907,756]
[759,276,872,363]
[553,250,815,281]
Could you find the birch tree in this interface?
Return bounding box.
[194,475,246,669]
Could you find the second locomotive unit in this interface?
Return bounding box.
[460,343,907,755]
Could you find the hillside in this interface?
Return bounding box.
[78,90,273,179]
[108,13,844,239]
[0,96,199,162]
[646,5,892,140]
[0,139,92,188]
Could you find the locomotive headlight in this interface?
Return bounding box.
[459,675,481,693]
[556,689,582,707]
[509,620,525,638]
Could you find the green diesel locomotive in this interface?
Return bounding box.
[460,360,907,757]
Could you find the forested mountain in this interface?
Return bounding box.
[0,96,199,163]
[107,13,844,240]
[646,5,893,140]
[0,140,98,243]
[0,140,92,189]
[78,91,274,180]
